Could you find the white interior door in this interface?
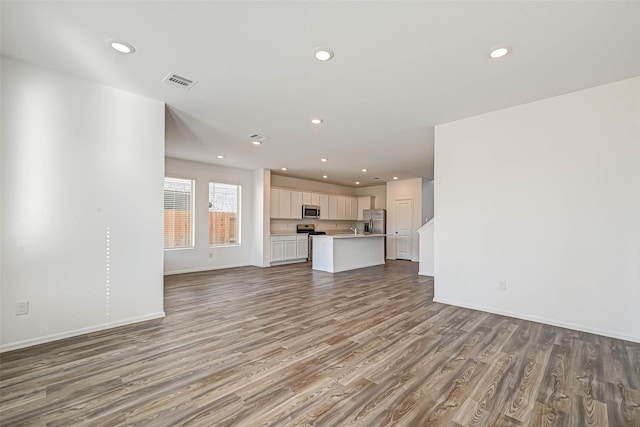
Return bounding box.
[395,199,413,260]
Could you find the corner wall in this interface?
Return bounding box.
[1,57,165,351]
[252,169,271,267]
[434,77,640,342]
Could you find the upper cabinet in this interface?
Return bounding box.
[318,194,329,220]
[272,188,368,221]
[328,196,338,220]
[290,191,303,219]
[302,192,321,206]
[336,196,346,219]
[350,197,359,220]
[302,192,312,205]
[271,189,302,219]
[270,189,280,218]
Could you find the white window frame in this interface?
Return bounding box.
[208,182,241,247]
[164,177,195,250]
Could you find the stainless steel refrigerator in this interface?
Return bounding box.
[363,209,386,234]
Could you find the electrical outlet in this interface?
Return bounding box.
[16,301,29,315]
[498,280,507,291]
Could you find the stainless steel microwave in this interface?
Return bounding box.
[302,205,320,219]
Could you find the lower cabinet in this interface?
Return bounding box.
[271,235,308,263]
[285,240,297,259]
[296,238,308,259]
[271,240,285,262]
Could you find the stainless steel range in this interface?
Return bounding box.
[296,224,326,261]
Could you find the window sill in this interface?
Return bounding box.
[164,247,195,251]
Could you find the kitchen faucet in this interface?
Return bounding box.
[350,226,357,235]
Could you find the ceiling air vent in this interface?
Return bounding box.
[162,73,198,90]
[249,134,267,142]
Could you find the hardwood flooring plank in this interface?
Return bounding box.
[1,260,639,426]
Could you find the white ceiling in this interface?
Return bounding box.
[2,1,639,187]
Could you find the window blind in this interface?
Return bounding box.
[164,177,194,248]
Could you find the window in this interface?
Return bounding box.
[209,182,240,246]
[164,177,194,249]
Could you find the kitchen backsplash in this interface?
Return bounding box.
[271,218,364,234]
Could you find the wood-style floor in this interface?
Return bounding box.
[1,261,639,426]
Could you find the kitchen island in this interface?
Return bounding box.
[312,234,386,273]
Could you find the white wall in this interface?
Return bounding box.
[1,57,165,351]
[434,77,640,343]
[422,180,434,221]
[418,219,434,277]
[252,169,271,267]
[386,178,426,262]
[164,158,254,274]
[271,174,357,195]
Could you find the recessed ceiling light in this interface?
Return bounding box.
[109,40,135,54]
[252,140,262,145]
[489,46,511,59]
[361,168,368,172]
[355,181,360,185]
[322,175,328,179]
[217,155,225,159]
[281,167,288,171]
[311,118,323,124]
[320,158,328,162]
[313,47,334,61]
[393,176,398,180]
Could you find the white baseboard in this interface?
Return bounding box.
[418,270,434,277]
[164,263,249,275]
[269,259,308,266]
[386,256,418,263]
[433,297,639,344]
[0,311,166,353]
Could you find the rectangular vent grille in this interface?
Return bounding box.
[163,73,197,90]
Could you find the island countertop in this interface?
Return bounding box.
[312,234,385,273]
[313,233,387,239]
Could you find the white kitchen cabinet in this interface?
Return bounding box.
[274,188,367,221]
[278,189,291,218]
[303,192,321,207]
[343,197,350,220]
[271,188,302,219]
[284,240,297,259]
[328,196,338,220]
[290,191,303,219]
[271,240,285,261]
[296,235,308,259]
[357,196,374,220]
[270,189,280,218]
[349,197,359,220]
[337,196,346,220]
[319,194,329,220]
[271,235,308,263]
